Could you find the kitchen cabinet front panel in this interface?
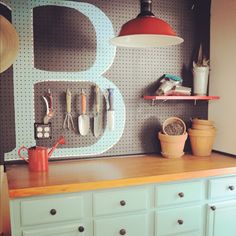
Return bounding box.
[93,187,149,216]
[155,181,203,207]
[22,222,92,236]
[94,214,149,236]
[156,206,201,236]
[207,200,236,236]
[21,195,85,226]
[10,175,236,236]
[208,176,236,199]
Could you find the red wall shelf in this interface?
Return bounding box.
[143,95,220,105]
[143,95,220,100]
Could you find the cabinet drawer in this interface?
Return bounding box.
[21,195,85,226]
[94,214,149,236]
[22,222,92,236]
[156,206,201,236]
[209,176,236,199]
[93,187,149,216]
[178,232,200,236]
[156,181,203,206]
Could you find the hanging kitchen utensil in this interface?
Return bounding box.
[107,88,115,131]
[93,85,102,137]
[18,136,65,172]
[78,89,90,136]
[0,15,19,73]
[63,89,75,130]
[42,89,54,124]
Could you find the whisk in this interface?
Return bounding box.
[63,89,75,130]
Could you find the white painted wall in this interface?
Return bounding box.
[209,0,236,155]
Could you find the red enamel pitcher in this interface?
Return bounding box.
[18,136,65,172]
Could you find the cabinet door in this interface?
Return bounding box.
[22,222,91,236]
[207,201,236,236]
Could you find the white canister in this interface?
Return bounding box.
[193,66,209,95]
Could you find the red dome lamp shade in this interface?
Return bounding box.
[110,0,184,48]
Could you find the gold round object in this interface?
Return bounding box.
[0,15,19,73]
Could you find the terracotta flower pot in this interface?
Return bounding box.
[158,132,188,158]
[192,118,214,126]
[192,123,214,130]
[188,128,216,156]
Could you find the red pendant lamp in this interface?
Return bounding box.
[110,0,184,48]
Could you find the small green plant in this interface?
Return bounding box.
[193,44,209,67]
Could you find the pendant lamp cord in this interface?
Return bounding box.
[138,0,155,17]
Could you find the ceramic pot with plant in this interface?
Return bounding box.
[158,117,187,158]
[193,44,210,95]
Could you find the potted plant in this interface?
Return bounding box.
[158,117,188,158]
[193,44,210,95]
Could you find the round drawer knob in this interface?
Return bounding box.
[177,219,184,225]
[119,229,126,235]
[211,206,216,211]
[78,226,85,232]
[50,209,57,215]
[120,200,126,206]
[229,186,235,191]
[178,192,184,198]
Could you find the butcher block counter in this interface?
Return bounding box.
[6,152,236,199]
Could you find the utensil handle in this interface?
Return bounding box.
[42,96,49,115]
[108,88,114,111]
[48,89,53,111]
[66,89,71,113]
[81,89,86,114]
[95,86,100,113]
[18,146,29,163]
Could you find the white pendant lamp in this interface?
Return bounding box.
[110,0,184,48]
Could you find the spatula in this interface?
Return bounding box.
[78,89,89,136]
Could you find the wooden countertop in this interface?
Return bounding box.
[6,152,236,199]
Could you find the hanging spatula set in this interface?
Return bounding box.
[63,86,115,137]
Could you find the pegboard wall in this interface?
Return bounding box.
[34,82,106,148]
[0,0,209,162]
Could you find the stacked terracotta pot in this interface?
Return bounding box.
[158,117,188,158]
[188,118,216,156]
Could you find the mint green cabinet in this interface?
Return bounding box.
[9,175,236,236]
[207,175,236,236]
[207,201,236,236]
